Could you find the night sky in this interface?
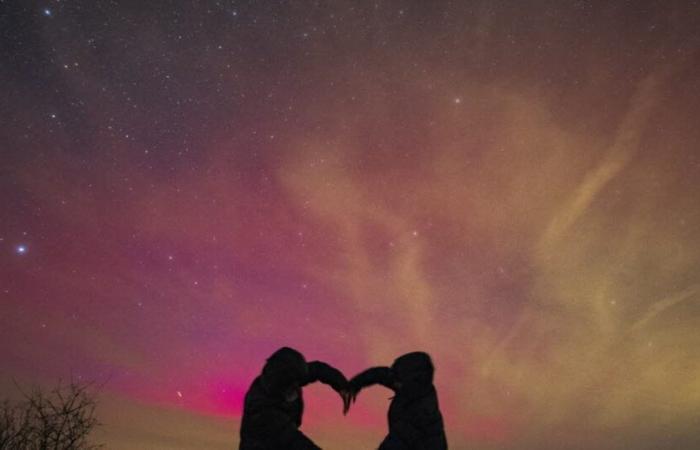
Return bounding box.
[2,1,700,448]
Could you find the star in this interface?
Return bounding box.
[16,245,27,255]
[43,8,52,17]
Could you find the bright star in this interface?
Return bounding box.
[16,245,27,255]
[43,8,52,16]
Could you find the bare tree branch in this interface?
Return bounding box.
[0,379,102,449]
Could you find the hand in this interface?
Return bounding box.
[336,374,351,415]
[339,389,352,415]
[341,381,361,415]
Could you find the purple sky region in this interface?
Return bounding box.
[2,1,700,448]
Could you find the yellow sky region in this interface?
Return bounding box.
[93,394,233,450]
[278,69,700,444]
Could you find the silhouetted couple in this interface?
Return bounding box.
[239,347,447,449]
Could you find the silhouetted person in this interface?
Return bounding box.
[239,347,349,450]
[349,352,447,450]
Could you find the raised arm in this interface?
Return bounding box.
[350,366,394,392]
[305,360,350,414]
[305,361,347,391]
[347,367,394,414]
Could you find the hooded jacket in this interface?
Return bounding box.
[350,352,447,450]
[239,347,346,450]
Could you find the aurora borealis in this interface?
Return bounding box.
[2,1,700,448]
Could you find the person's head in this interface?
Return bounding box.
[261,347,309,401]
[391,351,434,390]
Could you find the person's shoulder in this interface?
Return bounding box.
[247,375,263,391]
[426,386,441,403]
[245,377,270,404]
